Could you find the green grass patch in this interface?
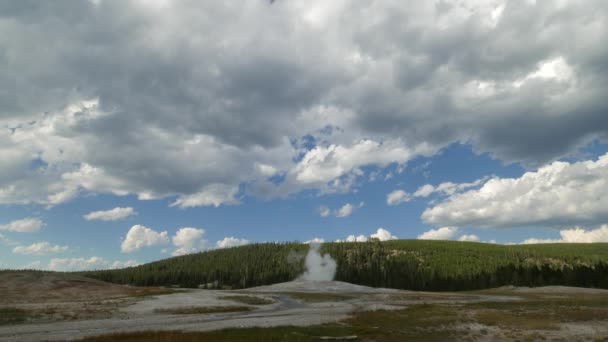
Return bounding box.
[220,295,274,305]
[154,306,251,315]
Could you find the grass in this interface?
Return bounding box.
[0,307,28,325]
[220,295,274,305]
[154,306,252,315]
[281,292,354,303]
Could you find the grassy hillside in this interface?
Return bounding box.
[82,240,608,291]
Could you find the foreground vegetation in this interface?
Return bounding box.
[83,240,608,291]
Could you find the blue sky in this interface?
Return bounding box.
[1,0,608,271]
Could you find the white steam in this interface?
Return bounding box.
[300,243,336,281]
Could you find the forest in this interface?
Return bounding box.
[82,240,608,291]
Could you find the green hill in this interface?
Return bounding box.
[82,240,608,291]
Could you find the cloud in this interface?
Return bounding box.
[48,256,139,272]
[371,228,398,241]
[13,242,69,256]
[121,225,169,253]
[341,234,369,242]
[1,1,607,207]
[458,234,481,242]
[318,206,331,217]
[0,218,44,233]
[413,178,489,198]
[304,237,325,244]
[83,207,136,221]
[521,225,608,244]
[216,236,251,249]
[172,227,208,256]
[336,228,397,242]
[170,184,240,208]
[422,153,608,229]
[386,190,410,206]
[318,202,364,218]
[21,261,43,270]
[417,227,459,240]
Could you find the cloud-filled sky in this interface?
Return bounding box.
[1,0,608,270]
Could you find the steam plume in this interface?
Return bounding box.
[300,243,336,281]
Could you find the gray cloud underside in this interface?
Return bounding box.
[1,0,607,206]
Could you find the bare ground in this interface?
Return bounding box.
[1,272,607,341]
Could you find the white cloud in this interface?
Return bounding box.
[83,207,136,221]
[386,190,410,206]
[304,237,325,244]
[172,227,208,256]
[521,225,608,244]
[417,227,458,240]
[48,256,139,272]
[290,140,421,187]
[22,261,43,270]
[0,218,44,233]
[170,184,239,208]
[413,184,434,198]
[336,202,364,218]
[422,154,608,229]
[110,260,140,269]
[336,203,355,218]
[13,242,69,256]
[318,202,363,218]
[216,236,250,249]
[337,228,397,242]
[121,225,169,253]
[458,234,481,242]
[343,234,368,242]
[318,206,331,217]
[414,178,488,198]
[371,228,398,241]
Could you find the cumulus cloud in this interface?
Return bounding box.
[342,234,369,242]
[422,153,608,229]
[48,257,139,272]
[0,218,44,233]
[336,228,398,242]
[121,225,169,253]
[386,190,410,206]
[172,227,208,256]
[371,228,398,241]
[13,242,69,256]
[521,225,608,244]
[216,236,251,249]
[458,234,481,242]
[1,1,607,207]
[417,227,459,240]
[83,207,136,221]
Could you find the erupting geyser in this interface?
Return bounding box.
[299,243,337,281]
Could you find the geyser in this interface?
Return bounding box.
[300,243,337,281]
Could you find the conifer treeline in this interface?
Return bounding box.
[82,240,608,291]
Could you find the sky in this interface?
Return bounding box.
[1,0,608,271]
